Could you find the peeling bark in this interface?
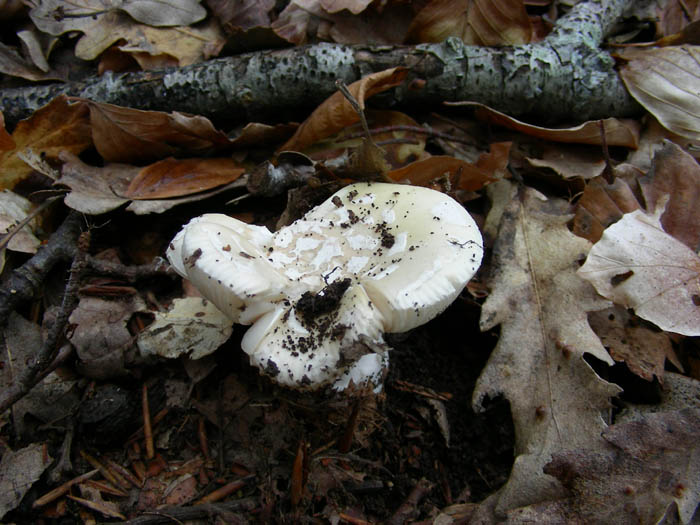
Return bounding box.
[0,0,641,127]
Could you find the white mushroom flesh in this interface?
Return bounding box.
[167,182,483,391]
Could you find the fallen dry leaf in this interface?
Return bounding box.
[0,41,59,81]
[526,144,606,180]
[325,110,427,170]
[406,0,533,45]
[619,46,700,141]
[82,100,232,163]
[579,205,700,336]
[57,152,245,215]
[658,0,700,37]
[540,408,700,525]
[387,142,509,191]
[0,96,92,190]
[207,0,275,32]
[279,67,407,153]
[448,102,641,147]
[57,152,135,214]
[0,190,41,255]
[474,182,620,514]
[137,297,233,360]
[638,140,700,252]
[29,0,207,35]
[321,0,373,15]
[589,306,682,383]
[125,157,245,199]
[0,443,52,519]
[69,294,147,379]
[572,175,642,243]
[114,17,226,68]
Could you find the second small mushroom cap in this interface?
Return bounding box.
[167,182,483,390]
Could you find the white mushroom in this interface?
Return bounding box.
[167,182,483,391]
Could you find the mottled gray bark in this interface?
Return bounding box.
[0,0,641,128]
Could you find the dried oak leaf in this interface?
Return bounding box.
[108,17,225,68]
[0,41,59,81]
[125,157,245,199]
[578,205,700,336]
[0,95,91,190]
[619,46,700,141]
[68,294,147,379]
[474,182,621,515]
[537,408,700,525]
[279,67,407,153]
[406,0,532,45]
[82,99,232,163]
[639,140,700,252]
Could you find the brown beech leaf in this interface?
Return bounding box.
[279,67,407,153]
[474,182,620,514]
[0,96,92,190]
[658,0,700,37]
[638,140,700,252]
[388,141,509,190]
[82,100,232,163]
[579,205,700,336]
[589,306,682,383]
[229,121,298,148]
[539,409,700,525]
[526,144,607,180]
[449,102,641,147]
[619,46,700,141]
[125,157,245,199]
[572,175,642,243]
[57,152,245,215]
[406,0,532,45]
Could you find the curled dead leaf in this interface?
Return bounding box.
[448,102,641,148]
[279,67,408,153]
[81,99,232,163]
[125,157,245,199]
[388,142,510,190]
[0,95,91,190]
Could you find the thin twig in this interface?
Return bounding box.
[0,210,81,330]
[0,225,88,413]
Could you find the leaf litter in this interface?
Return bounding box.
[1,3,700,523]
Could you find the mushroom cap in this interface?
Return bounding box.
[167,182,483,390]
